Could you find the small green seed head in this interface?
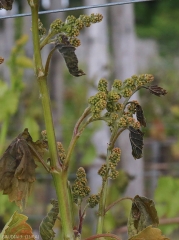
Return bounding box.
[98,164,107,178]
[98,78,108,92]
[107,91,121,102]
[87,194,100,208]
[112,79,123,90]
[50,19,63,33]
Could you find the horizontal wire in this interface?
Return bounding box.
[0,0,154,20]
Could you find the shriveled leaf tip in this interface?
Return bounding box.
[148,85,167,97]
[0,0,14,10]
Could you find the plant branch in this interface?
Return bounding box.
[40,31,56,50]
[96,150,111,234]
[29,1,74,239]
[27,142,50,172]
[105,197,133,214]
[109,128,126,150]
[45,47,56,75]
[64,107,91,170]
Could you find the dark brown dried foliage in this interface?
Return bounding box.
[0,0,14,10]
[129,126,144,159]
[148,85,167,97]
[0,129,47,207]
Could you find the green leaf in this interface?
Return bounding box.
[39,200,59,240]
[127,195,159,238]
[0,211,35,240]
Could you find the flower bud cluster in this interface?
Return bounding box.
[108,148,121,179]
[127,101,139,114]
[98,78,108,92]
[49,14,103,48]
[98,148,121,180]
[88,74,154,128]
[117,115,140,129]
[57,142,66,163]
[50,19,63,34]
[135,74,154,86]
[88,92,107,118]
[72,167,90,204]
[38,19,46,37]
[87,194,100,208]
[98,164,107,179]
[41,130,47,141]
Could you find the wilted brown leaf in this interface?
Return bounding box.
[129,127,144,159]
[0,211,35,240]
[55,36,85,77]
[148,85,167,97]
[128,195,159,238]
[0,129,47,207]
[128,225,170,240]
[0,0,14,10]
[136,104,146,127]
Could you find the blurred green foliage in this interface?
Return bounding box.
[155,176,179,235]
[61,73,96,169]
[135,0,179,55]
[0,35,34,154]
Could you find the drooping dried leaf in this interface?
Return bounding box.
[39,199,59,240]
[0,56,4,64]
[0,211,35,240]
[127,195,159,238]
[0,0,14,10]
[55,36,85,77]
[136,104,146,127]
[129,127,144,159]
[0,129,47,207]
[148,85,167,97]
[128,225,170,240]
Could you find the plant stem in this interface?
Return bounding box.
[64,107,91,170]
[96,149,111,234]
[29,1,74,239]
[105,197,133,214]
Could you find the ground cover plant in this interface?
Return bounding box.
[0,1,170,240]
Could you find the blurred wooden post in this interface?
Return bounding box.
[111,2,144,196]
[85,0,110,233]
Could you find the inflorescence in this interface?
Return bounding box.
[98,147,121,181]
[39,13,103,48]
[72,167,100,208]
[88,74,154,131]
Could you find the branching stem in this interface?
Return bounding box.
[105,197,133,214]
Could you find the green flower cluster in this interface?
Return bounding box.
[88,91,107,119]
[38,19,46,37]
[87,194,100,208]
[57,142,66,163]
[127,100,139,114]
[108,148,121,180]
[98,148,121,180]
[72,167,90,204]
[49,13,103,48]
[50,19,63,34]
[98,164,107,179]
[88,74,154,130]
[117,115,140,129]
